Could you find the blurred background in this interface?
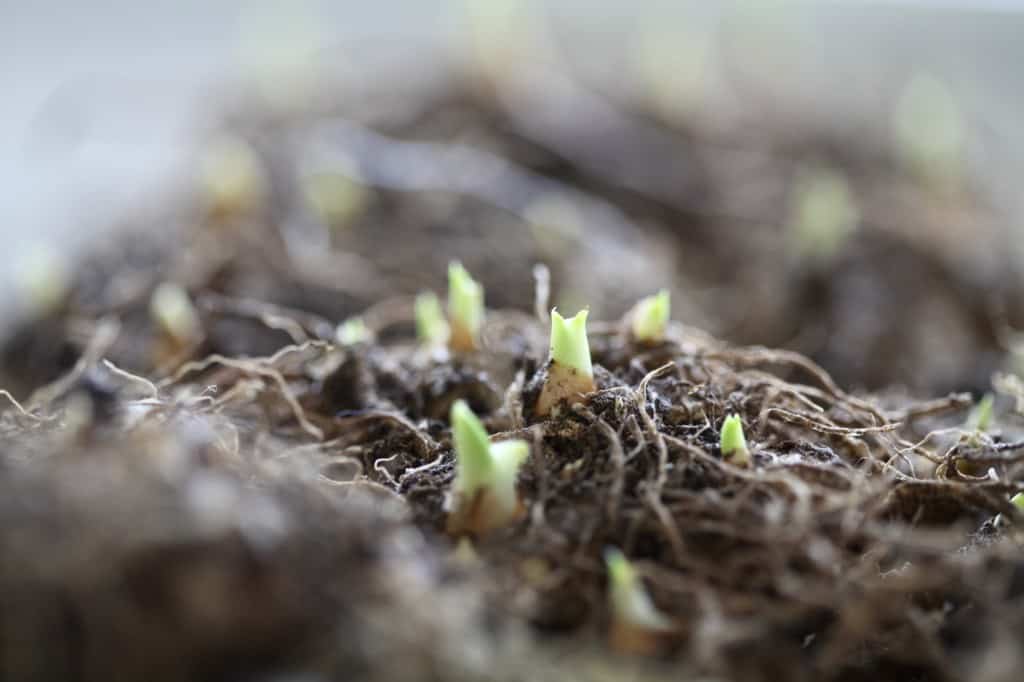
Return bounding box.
[5,0,1024,395]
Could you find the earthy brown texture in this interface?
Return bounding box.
[3,69,1024,682]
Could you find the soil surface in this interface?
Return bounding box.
[2,69,1024,682]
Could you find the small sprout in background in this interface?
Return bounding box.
[720,414,751,467]
[604,547,674,655]
[632,22,711,122]
[446,400,529,535]
[150,282,202,346]
[200,136,267,218]
[415,291,450,347]
[14,246,70,317]
[957,393,996,470]
[462,0,546,82]
[235,3,327,111]
[893,73,965,187]
[965,393,995,433]
[336,317,371,347]
[536,308,596,416]
[629,290,671,344]
[302,169,369,230]
[447,262,485,352]
[787,166,859,265]
[1012,493,1024,511]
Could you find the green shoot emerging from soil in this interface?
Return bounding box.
[336,317,370,346]
[150,282,202,345]
[415,291,450,347]
[1012,493,1024,511]
[965,393,994,433]
[447,262,484,352]
[630,290,670,343]
[720,414,751,467]
[604,547,674,654]
[550,308,592,375]
[536,308,596,416]
[447,400,529,535]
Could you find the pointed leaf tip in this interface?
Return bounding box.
[720,414,750,463]
[549,307,592,376]
[450,400,493,494]
[447,262,484,349]
[631,289,670,342]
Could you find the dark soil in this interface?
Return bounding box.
[3,68,1024,682]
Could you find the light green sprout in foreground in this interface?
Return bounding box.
[604,547,673,632]
[630,290,671,343]
[447,262,485,351]
[1012,493,1024,511]
[336,317,370,346]
[550,308,593,379]
[450,400,529,531]
[720,414,751,467]
[415,291,449,346]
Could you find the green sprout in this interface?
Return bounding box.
[965,393,994,433]
[630,290,671,343]
[604,547,673,635]
[550,308,592,377]
[149,282,202,345]
[200,135,266,216]
[447,262,484,352]
[303,169,369,230]
[788,166,859,264]
[893,73,964,186]
[415,291,449,347]
[15,246,70,317]
[447,400,529,534]
[720,414,751,467]
[336,317,370,346]
[536,308,596,416]
[1012,493,1024,511]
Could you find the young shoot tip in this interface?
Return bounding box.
[336,317,371,346]
[150,282,201,345]
[447,262,484,352]
[604,547,674,641]
[630,290,670,343]
[448,399,528,534]
[720,414,750,466]
[549,307,592,377]
[1013,492,1024,511]
[536,307,596,416]
[966,393,994,433]
[415,291,449,346]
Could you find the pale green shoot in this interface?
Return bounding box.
[447,262,484,351]
[965,393,994,433]
[336,317,370,346]
[150,282,201,344]
[720,414,751,466]
[604,547,673,631]
[415,291,449,346]
[549,308,592,378]
[450,400,529,530]
[631,290,670,343]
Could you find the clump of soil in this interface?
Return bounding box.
[3,67,1024,682]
